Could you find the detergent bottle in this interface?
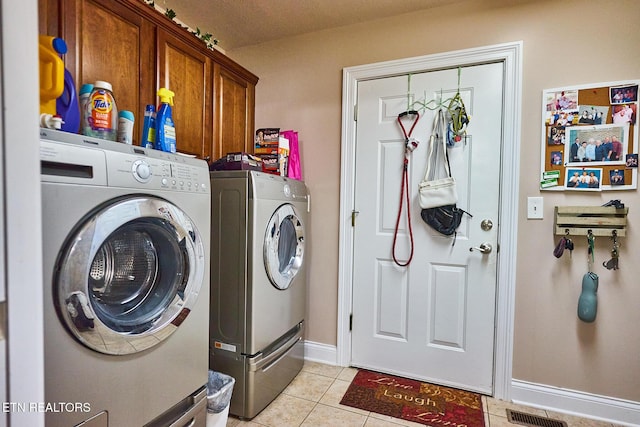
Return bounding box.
[117,110,135,145]
[38,35,67,117]
[155,88,176,153]
[56,68,81,133]
[86,80,118,141]
[79,84,94,135]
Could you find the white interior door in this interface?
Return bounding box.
[351,62,504,394]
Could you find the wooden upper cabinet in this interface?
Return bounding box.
[39,0,60,36]
[214,64,256,159]
[61,0,155,145]
[40,0,258,161]
[157,29,213,160]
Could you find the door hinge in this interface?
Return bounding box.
[349,313,353,331]
[351,210,359,227]
[354,104,358,122]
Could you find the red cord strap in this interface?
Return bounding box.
[392,111,420,267]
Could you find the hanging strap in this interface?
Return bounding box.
[392,111,420,267]
[587,230,595,272]
[423,109,453,183]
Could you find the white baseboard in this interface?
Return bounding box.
[304,340,339,366]
[511,379,640,426]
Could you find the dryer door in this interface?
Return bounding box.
[54,196,205,355]
[263,203,305,290]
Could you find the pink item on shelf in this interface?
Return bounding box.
[282,130,301,180]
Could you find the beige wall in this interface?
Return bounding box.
[229,0,640,402]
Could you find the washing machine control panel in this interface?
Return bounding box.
[115,152,208,193]
[38,129,209,193]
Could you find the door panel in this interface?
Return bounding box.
[351,62,503,394]
[380,142,406,232]
[375,261,408,340]
[430,263,467,349]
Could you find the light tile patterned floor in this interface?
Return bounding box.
[225,361,623,427]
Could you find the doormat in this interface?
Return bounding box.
[340,369,485,427]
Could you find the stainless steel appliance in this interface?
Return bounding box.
[40,129,210,426]
[209,170,309,419]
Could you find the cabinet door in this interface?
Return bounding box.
[214,64,256,159]
[39,0,60,36]
[157,29,213,160]
[62,0,155,145]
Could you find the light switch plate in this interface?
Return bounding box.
[527,197,543,219]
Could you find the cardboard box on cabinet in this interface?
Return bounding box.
[255,128,279,154]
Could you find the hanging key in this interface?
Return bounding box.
[565,237,574,258]
[603,231,620,270]
[603,247,619,270]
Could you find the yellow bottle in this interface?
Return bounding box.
[39,35,67,116]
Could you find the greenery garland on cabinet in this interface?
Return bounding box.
[141,0,219,50]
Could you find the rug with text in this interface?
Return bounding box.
[339,369,485,427]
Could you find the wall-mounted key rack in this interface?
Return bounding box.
[554,206,629,237]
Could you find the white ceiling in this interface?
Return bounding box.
[156,0,467,50]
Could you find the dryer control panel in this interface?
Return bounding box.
[250,171,308,202]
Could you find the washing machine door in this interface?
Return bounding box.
[54,196,205,355]
[263,203,305,290]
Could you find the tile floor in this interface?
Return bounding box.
[225,361,624,427]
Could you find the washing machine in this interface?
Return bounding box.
[209,170,309,419]
[40,129,210,426]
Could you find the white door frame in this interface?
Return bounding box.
[337,41,522,400]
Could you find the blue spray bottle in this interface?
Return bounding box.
[155,88,176,153]
[141,104,156,149]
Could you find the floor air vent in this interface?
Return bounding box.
[505,409,568,427]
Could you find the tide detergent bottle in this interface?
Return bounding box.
[86,81,118,141]
[155,88,176,153]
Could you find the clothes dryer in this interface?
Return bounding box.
[209,171,309,419]
[40,129,210,426]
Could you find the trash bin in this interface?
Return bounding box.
[206,371,235,427]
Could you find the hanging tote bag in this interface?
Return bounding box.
[419,109,471,237]
[418,109,458,209]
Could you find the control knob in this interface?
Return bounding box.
[132,160,152,182]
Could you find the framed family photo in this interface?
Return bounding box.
[564,124,628,166]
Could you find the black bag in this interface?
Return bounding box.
[421,204,471,237]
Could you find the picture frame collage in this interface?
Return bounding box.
[540,81,639,191]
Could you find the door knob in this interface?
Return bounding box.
[470,242,492,254]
